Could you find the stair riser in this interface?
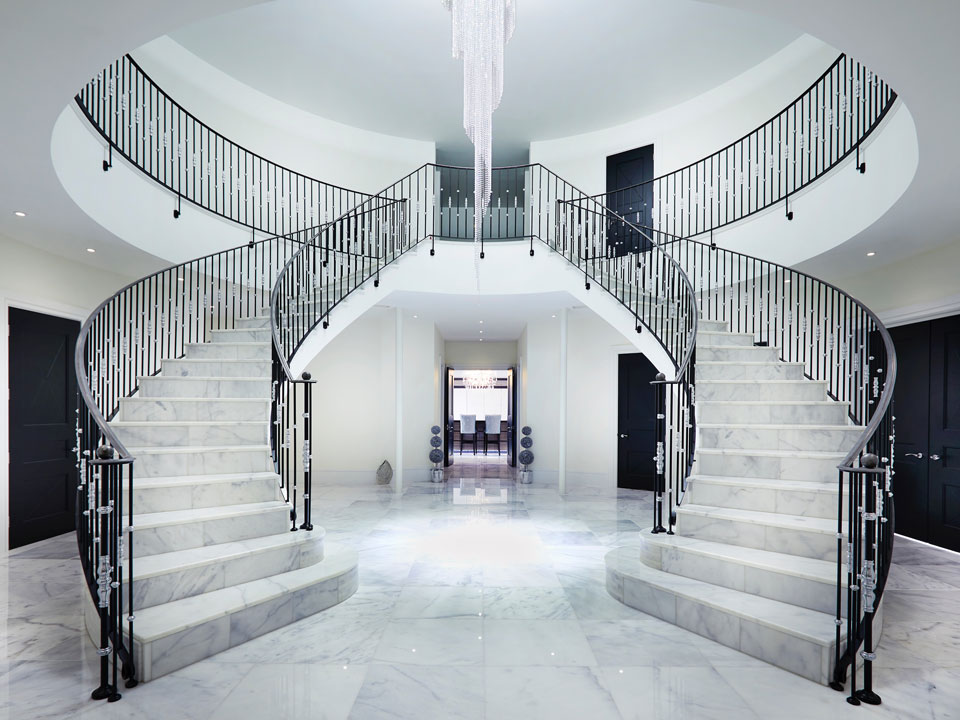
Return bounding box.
[696,452,843,482]
[696,403,850,426]
[698,426,863,453]
[211,329,272,344]
[115,424,268,448]
[234,317,270,329]
[138,378,271,398]
[119,399,270,423]
[640,540,844,616]
[163,360,271,378]
[133,476,281,513]
[685,481,843,520]
[676,512,838,562]
[696,332,755,347]
[697,320,729,333]
[696,346,780,362]
[185,343,271,360]
[696,364,804,382]
[132,506,291,556]
[133,564,358,681]
[606,568,834,684]
[132,449,273,478]
[697,382,827,402]
[130,536,324,610]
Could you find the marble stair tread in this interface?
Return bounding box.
[606,546,842,646]
[635,532,840,584]
[126,443,271,456]
[696,447,845,460]
[129,500,288,531]
[132,529,324,580]
[698,422,859,431]
[114,420,266,428]
[677,503,838,535]
[133,471,280,491]
[688,474,841,495]
[132,542,358,643]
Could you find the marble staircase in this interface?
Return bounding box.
[606,318,864,685]
[84,315,358,682]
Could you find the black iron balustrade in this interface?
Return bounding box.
[74,225,346,701]
[75,54,374,236]
[591,54,897,239]
[616,228,896,703]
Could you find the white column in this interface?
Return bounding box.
[558,308,567,495]
[395,307,404,494]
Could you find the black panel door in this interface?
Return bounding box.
[444,367,455,467]
[8,308,80,548]
[606,144,654,256]
[929,315,960,551]
[889,321,930,541]
[617,352,657,490]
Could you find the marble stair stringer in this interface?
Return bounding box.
[606,317,879,686]
[82,315,358,682]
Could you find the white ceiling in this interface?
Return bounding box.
[384,289,575,341]
[167,0,801,165]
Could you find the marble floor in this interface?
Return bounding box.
[1,460,959,719]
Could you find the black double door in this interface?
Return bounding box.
[617,352,657,490]
[890,314,960,551]
[606,144,654,256]
[8,308,80,548]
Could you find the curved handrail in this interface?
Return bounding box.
[590,53,897,239]
[75,54,375,236]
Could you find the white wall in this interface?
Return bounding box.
[831,239,960,327]
[444,341,517,368]
[519,307,638,494]
[530,36,837,194]
[0,233,136,552]
[136,37,435,194]
[302,306,442,487]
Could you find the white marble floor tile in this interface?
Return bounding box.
[375,618,484,665]
[391,586,483,619]
[482,587,576,620]
[484,666,621,720]
[350,665,484,720]
[483,619,598,666]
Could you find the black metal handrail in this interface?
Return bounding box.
[589,54,897,239]
[73,222,341,702]
[624,226,896,703]
[75,54,375,236]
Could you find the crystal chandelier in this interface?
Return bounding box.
[444,0,516,253]
[464,370,497,389]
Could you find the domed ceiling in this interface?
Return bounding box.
[167,0,802,164]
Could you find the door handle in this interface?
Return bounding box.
[930,454,941,461]
[904,452,923,459]
[619,433,628,438]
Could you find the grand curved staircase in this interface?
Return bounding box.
[72,50,897,707]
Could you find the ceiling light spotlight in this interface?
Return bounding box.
[551,314,556,318]
[867,251,876,257]
[413,314,418,319]
[86,248,96,253]
[479,338,484,342]
[13,211,26,217]
[479,320,484,324]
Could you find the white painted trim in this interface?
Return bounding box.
[558,308,567,495]
[878,293,960,328]
[0,294,89,554]
[394,307,403,495]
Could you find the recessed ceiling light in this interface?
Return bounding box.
[479,338,484,342]
[867,251,876,257]
[479,320,484,324]
[551,314,556,318]
[480,330,483,334]
[413,314,418,319]
[86,248,96,253]
[13,211,26,217]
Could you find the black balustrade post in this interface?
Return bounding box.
[91,445,120,702]
[856,454,882,705]
[299,372,315,531]
[652,373,667,534]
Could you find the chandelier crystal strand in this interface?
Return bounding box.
[444,0,516,279]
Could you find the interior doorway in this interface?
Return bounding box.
[444,368,516,467]
[8,307,80,548]
[617,352,658,490]
[606,144,654,254]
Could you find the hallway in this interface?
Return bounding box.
[2,463,958,719]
